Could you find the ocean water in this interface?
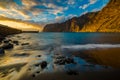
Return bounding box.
[0,33,120,80]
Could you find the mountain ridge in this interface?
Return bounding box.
[43,0,120,32]
[0,24,22,36]
[43,12,98,32]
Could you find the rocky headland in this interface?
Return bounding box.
[43,0,120,32]
[0,24,22,55]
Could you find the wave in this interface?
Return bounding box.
[61,44,120,50]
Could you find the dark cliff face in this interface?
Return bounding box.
[43,12,98,32]
[0,24,22,37]
[43,0,120,32]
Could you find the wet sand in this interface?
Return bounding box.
[71,48,120,68]
[16,70,120,80]
[0,48,120,80]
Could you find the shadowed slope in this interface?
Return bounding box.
[0,24,22,37]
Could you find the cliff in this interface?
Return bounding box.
[81,0,120,32]
[43,0,120,32]
[43,12,98,32]
[0,24,22,37]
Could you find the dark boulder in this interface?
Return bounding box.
[36,55,41,57]
[3,39,12,43]
[3,40,10,43]
[0,48,5,55]
[35,64,40,67]
[54,59,66,65]
[21,43,29,46]
[0,36,5,42]
[36,71,40,74]
[56,56,66,59]
[65,58,75,64]
[54,55,75,65]
[12,41,19,45]
[41,61,47,69]
[34,61,47,69]
[2,43,14,49]
[32,74,36,77]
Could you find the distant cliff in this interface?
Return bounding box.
[0,24,22,36]
[43,12,98,32]
[43,0,120,32]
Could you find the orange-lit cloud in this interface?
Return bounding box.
[0,16,43,31]
[0,20,43,31]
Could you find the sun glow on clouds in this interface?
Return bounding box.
[0,20,43,31]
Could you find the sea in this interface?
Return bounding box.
[0,33,120,80]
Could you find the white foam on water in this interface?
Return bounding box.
[61,44,120,50]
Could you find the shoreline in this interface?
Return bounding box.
[0,32,120,80]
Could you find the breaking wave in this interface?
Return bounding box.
[61,44,120,50]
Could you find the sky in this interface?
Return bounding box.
[0,0,109,25]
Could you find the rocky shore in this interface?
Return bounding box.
[0,24,22,55]
[0,33,120,80]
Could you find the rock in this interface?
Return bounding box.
[56,56,66,59]
[12,41,19,45]
[3,40,10,43]
[65,58,75,64]
[41,61,47,69]
[2,43,14,49]
[54,55,75,65]
[66,70,79,75]
[0,48,5,55]
[21,43,29,45]
[35,64,40,67]
[36,55,41,57]
[9,39,12,41]
[0,36,5,42]
[58,60,66,65]
[17,36,21,38]
[32,74,36,77]
[54,59,66,65]
[1,39,12,46]
[13,53,29,57]
[27,68,31,71]
[36,71,40,74]
[34,61,47,69]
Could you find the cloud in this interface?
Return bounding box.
[79,4,89,9]
[81,11,89,15]
[0,1,31,20]
[42,3,64,15]
[0,7,30,20]
[90,0,97,4]
[79,0,97,9]
[54,14,77,23]
[0,0,108,24]
[54,16,65,23]
[65,14,77,20]
[92,8,100,12]
[43,3,57,9]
